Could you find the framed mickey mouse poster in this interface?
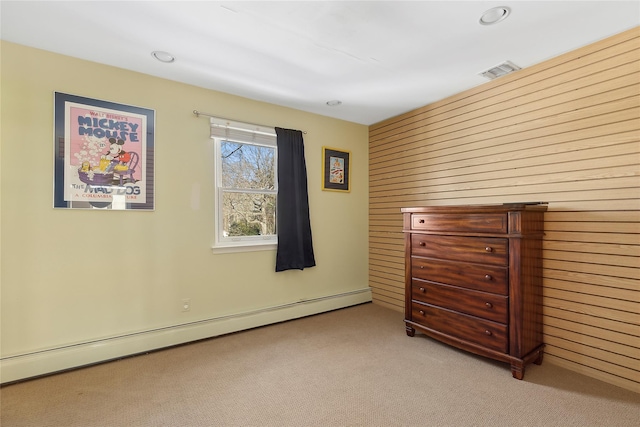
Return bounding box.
[53,92,155,210]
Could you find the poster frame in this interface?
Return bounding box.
[53,92,155,210]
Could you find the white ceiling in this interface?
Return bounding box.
[1,1,639,125]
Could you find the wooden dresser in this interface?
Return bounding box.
[402,203,547,379]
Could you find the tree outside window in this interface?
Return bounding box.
[215,138,277,248]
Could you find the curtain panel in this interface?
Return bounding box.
[275,127,316,272]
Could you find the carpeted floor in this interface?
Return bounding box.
[1,302,639,426]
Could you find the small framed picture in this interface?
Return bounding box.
[322,146,350,192]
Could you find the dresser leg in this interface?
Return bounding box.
[406,325,415,337]
[534,349,544,365]
[511,363,525,380]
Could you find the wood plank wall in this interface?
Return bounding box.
[368,27,640,392]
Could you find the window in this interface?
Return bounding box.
[211,118,277,252]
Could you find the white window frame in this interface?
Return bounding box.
[212,136,278,253]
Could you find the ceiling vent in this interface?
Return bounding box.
[480,61,521,80]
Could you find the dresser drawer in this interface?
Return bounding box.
[411,234,508,266]
[412,257,508,295]
[412,303,508,353]
[412,280,508,324]
[411,213,507,233]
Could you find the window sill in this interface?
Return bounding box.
[211,242,277,254]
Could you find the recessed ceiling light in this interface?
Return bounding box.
[479,6,511,25]
[326,100,342,106]
[151,51,175,63]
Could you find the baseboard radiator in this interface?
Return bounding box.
[1,288,372,384]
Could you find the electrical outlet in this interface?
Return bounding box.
[182,298,191,312]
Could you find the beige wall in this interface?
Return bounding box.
[369,27,639,392]
[0,41,370,381]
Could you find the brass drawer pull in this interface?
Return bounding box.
[419,287,426,293]
[485,247,493,252]
[419,241,426,246]
[419,310,425,316]
[484,274,493,281]
[485,302,493,308]
[485,330,492,336]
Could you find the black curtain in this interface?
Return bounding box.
[275,127,316,272]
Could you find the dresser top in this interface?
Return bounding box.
[401,203,548,214]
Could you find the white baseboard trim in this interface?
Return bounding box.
[1,288,372,384]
